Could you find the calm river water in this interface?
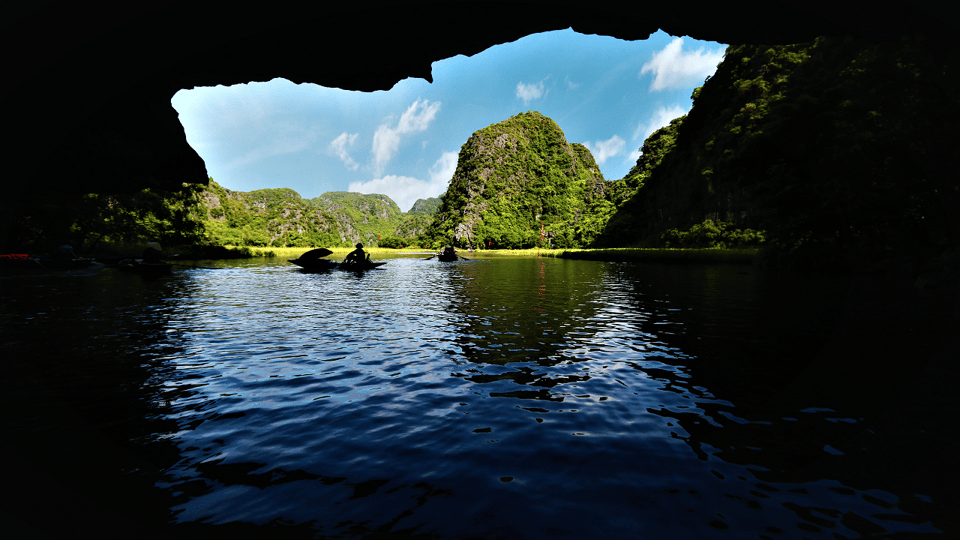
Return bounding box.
[2,255,957,539]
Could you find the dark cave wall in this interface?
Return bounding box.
[4,1,957,197]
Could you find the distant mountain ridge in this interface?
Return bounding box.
[197,180,439,247]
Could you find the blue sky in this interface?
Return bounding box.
[171,29,726,212]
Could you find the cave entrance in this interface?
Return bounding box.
[171,28,726,213]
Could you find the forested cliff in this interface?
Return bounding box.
[601,35,959,270]
[423,112,617,248]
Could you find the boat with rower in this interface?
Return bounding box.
[288,248,386,272]
[336,260,387,271]
[432,245,466,261]
[289,259,386,272]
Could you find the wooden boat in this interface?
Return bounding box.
[0,254,43,269]
[337,260,387,271]
[288,258,337,272]
[35,257,99,269]
[436,252,459,262]
[287,258,386,272]
[117,259,173,274]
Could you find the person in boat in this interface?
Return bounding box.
[54,243,79,259]
[441,245,457,258]
[344,242,367,265]
[142,241,162,263]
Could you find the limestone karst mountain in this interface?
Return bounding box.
[598,36,959,270]
[423,111,617,249]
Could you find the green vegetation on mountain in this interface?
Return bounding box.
[1,184,207,254]
[596,114,687,247]
[660,219,766,249]
[3,178,431,254]
[393,215,433,243]
[408,198,441,216]
[423,111,615,249]
[197,181,408,247]
[601,35,959,272]
[200,180,332,247]
[307,191,405,243]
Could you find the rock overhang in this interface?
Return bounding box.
[6,1,956,195]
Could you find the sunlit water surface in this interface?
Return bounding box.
[2,256,956,539]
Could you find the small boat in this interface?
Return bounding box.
[35,257,99,270]
[337,260,387,272]
[434,245,461,261]
[117,259,173,274]
[287,257,385,272]
[289,247,386,272]
[288,258,337,272]
[0,254,43,269]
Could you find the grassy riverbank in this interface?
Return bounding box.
[271,246,428,259]
[171,245,759,264]
[250,246,758,264]
[78,242,758,264]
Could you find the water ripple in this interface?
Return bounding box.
[3,258,949,539]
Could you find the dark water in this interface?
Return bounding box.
[2,256,957,539]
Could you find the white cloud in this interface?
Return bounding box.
[429,151,459,185]
[372,124,402,175]
[626,104,689,166]
[329,132,359,170]
[349,174,443,213]
[632,104,688,143]
[640,37,724,92]
[565,76,580,90]
[350,152,456,212]
[372,98,441,175]
[584,135,626,165]
[397,99,441,133]
[516,80,545,103]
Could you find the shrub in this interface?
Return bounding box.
[661,220,766,248]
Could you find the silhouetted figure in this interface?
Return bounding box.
[436,245,458,261]
[344,243,366,264]
[143,241,162,263]
[55,244,78,259]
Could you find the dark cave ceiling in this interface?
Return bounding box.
[5,1,957,194]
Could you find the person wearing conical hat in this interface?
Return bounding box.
[344,242,366,264]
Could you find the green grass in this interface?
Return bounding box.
[457,248,567,258]
[259,246,430,259]
[208,245,759,264]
